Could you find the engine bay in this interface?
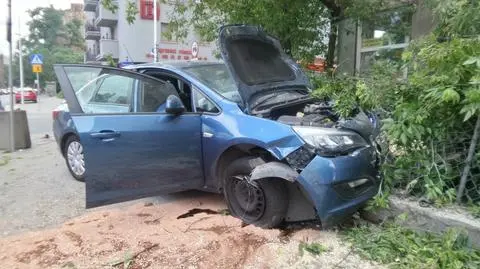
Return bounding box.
[276,102,338,128]
[270,101,379,142]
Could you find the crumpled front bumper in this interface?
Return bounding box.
[295,146,380,227]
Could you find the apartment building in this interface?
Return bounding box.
[84,0,216,64]
[65,3,85,23]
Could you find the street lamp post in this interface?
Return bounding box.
[18,18,24,104]
[153,0,157,63]
[7,0,15,152]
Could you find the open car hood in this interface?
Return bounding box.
[218,25,311,111]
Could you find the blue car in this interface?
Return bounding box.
[53,25,380,228]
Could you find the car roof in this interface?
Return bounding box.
[123,60,224,71]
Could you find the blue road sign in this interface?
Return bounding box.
[29,54,44,65]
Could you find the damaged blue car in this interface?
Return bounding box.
[53,25,381,228]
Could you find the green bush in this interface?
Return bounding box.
[311,32,480,206]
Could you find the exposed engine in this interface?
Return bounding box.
[276,102,338,128]
[274,101,379,142]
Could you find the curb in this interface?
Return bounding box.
[361,196,480,247]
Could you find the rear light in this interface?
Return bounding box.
[52,110,60,120]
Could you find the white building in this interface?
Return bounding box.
[83,0,216,64]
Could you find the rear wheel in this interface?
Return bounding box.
[64,135,85,182]
[223,157,288,228]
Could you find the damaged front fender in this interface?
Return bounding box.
[250,162,299,182]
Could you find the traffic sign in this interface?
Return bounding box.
[32,64,43,73]
[30,54,44,65]
[191,42,198,58]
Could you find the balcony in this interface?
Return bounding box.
[96,39,119,61]
[84,0,98,12]
[95,2,118,27]
[85,24,101,40]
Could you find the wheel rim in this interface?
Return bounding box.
[230,175,266,221]
[67,141,85,177]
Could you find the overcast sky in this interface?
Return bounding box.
[0,0,82,56]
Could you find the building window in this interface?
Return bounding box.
[140,0,160,20]
[356,7,413,72]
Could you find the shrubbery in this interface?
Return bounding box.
[310,1,480,207]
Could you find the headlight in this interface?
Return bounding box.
[292,126,367,154]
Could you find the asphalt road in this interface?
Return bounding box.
[15,95,64,135]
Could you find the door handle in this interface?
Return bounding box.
[90,130,121,139]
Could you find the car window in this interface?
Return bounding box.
[63,66,145,114]
[92,75,133,105]
[193,87,219,114]
[137,77,179,113]
[142,71,193,112]
[182,64,241,104]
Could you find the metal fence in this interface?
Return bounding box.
[383,117,480,205]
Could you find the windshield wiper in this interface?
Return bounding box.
[252,94,279,109]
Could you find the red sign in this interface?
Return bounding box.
[179,49,192,55]
[158,48,177,54]
[140,0,160,20]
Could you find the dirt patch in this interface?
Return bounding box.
[15,238,69,267]
[0,194,382,269]
[63,231,83,247]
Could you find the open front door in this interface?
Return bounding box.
[55,65,204,208]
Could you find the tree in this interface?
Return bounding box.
[11,6,84,87]
[104,0,397,65]
[165,0,395,66]
[165,0,329,62]
[65,19,86,49]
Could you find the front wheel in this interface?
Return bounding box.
[223,157,289,228]
[64,135,85,182]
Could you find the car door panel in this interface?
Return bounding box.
[54,65,204,208]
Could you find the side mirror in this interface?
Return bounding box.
[165,95,185,115]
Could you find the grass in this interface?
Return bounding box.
[298,242,329,256]
[217,208,231,216]
[467,203,480,218]
[0,155,11,166]
[61,261,76,268]
[345,221,480,269]
[108,250,134,268]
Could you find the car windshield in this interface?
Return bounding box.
[182,64,241,103]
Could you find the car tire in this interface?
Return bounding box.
[64,135,85,182]
[223,157,288,228]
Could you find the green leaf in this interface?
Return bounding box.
[400,133,408,145]
[463,56,480,66]
[464,110,474,122]
[441,88,461,103]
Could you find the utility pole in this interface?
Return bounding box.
[18,17,24,104]
[153,0,157,62]
[36,72,40,94]
[7,0,15,152]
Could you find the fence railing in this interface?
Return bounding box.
[85,24,100,32]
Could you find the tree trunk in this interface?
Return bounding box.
[283,38,293,56]
[325,16,338,70]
